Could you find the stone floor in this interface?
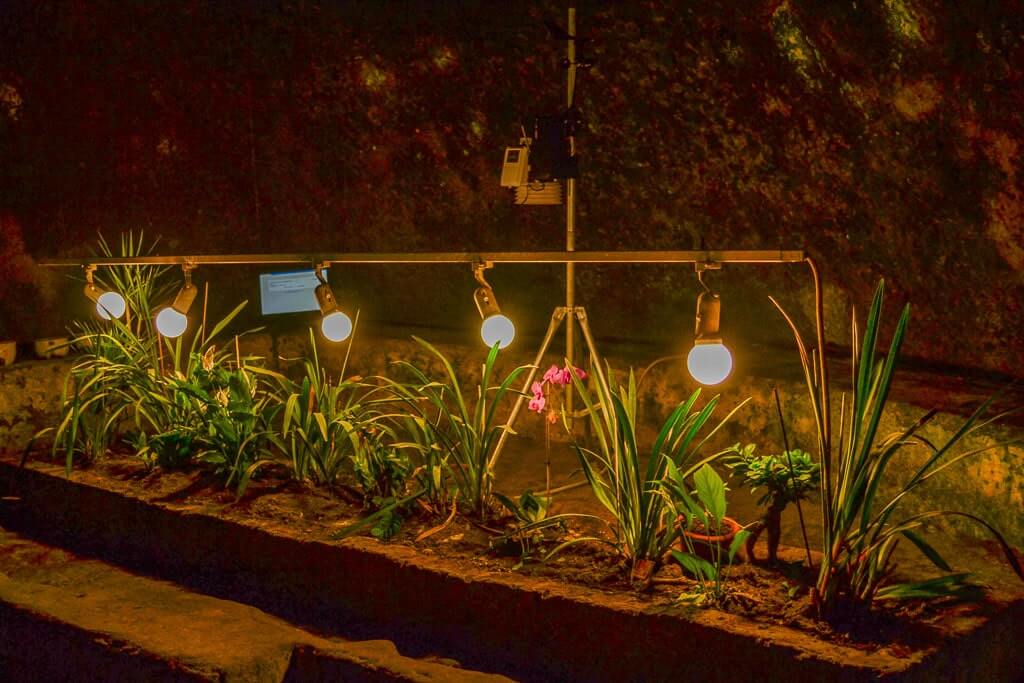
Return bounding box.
[0,528,510,681]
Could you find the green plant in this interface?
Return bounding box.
[386,337,528,520]
[390,413,446,509]
[773,280,1023,612]
[350,432,413,506]
[493,490,557,565]
[327,413,440,543]
[176,354,282,497]
[665,463,750,605]
[45,233,172,471]
[39,232,276,492]
[564,365,748,580]
[278,327,395,487]
[133,429,196,471]
[726,444,819,564]
[41,233,267,477]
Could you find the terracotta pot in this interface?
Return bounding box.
[0,341,15,367]
[34,337,70,359]
[675,515,743,562]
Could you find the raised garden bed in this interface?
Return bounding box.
[2,452,1021,682]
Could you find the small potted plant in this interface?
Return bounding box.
[678,511,743,561]
[664,463,750,605]
[665,465,743,562]
[725,443,819,564]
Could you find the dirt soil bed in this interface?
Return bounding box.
[1,450,1022,682]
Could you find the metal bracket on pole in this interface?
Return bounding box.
[472,260,494,287]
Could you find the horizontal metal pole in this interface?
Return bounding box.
[39,249,805,268]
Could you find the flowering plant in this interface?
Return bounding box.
[528,363,587,422]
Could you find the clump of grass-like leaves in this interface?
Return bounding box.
[773,280,1023,613]
[37,232,282,498]
[383,337,528,521]
[558,365,748,581]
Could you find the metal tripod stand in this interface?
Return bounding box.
[489,304,611,473]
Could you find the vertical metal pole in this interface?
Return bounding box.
[565,6,578,423]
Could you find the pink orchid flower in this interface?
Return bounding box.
[551,365,585,386]
[543,364,562,384]
[528,393,546,413]
[531,381,545,396]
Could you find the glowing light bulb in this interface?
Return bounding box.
[687,342,733,386]
[321,310,353,342]
[95,291,127,320]
[155,307,188,338]
[481,314,515,349]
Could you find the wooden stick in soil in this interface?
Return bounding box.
[773,387,814,569]
[545,417,552,502]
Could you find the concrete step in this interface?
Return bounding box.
[0,528,512,682]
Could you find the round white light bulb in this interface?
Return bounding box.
[155,307,188,338]
[321,310,353,342]
[687,342,733,386]
[95,291,127,320]
[480,314,515,349]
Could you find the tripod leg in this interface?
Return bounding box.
[488,307,569,472]
[573,307,611,402]
[571,306,623,509]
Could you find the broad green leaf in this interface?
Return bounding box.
[671,550,717,582]
[693,463,726,525]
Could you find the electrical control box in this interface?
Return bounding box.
[500,146,529,188]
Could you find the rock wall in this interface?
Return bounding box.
[1,1,1023,377]
[0,360,69,452]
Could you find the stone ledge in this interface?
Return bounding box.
[0,527,509,682]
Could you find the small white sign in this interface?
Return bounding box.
[259,269,323,315]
